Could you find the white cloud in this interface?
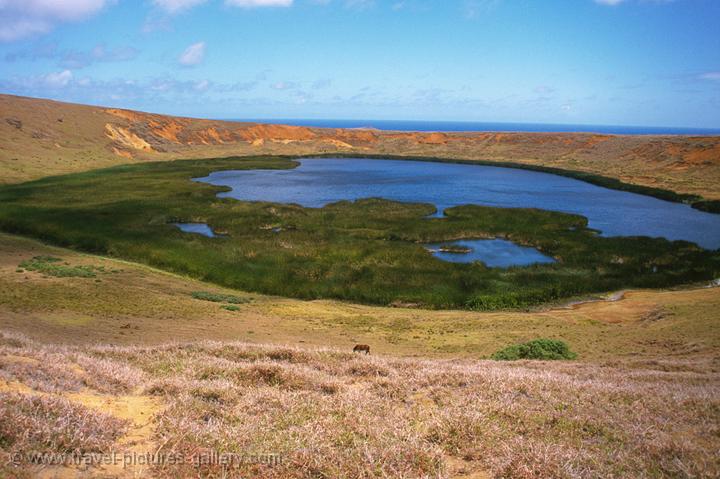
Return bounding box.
[0,18,49,41]
[0,0,110,41]
[152,0,292,14]
[463,0,501,19]
[343,0,373,9]
[64,44,138,69]
[699,72,720,81]
[594,0,676,5]
[225,0,293,6]
[3,0,109,21]
[0,73,258,105]
[43,69,72,88]
[312,78,332,89]
[178,41,206,66]
[271,81,297,90]
[152,0,208,14]
[4,42,138,69]
[534,85,555,94]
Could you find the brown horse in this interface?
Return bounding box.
[353,344,370,354]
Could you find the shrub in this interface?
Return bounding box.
[491,338,577,361]
[191,291,250,304]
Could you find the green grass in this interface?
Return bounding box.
[18,255,103,278]
[491,338,578,360]
[0,156,718,310]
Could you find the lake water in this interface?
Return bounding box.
[195,158,720,250]
[173,223,216,237]
[424,239,556,267]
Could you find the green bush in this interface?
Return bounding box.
[221,305,241,311]
[191,291,249,304]
[491,338,577,361]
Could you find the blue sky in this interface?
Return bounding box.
[1,0,719,127]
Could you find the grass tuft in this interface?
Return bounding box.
[18,256,103,278]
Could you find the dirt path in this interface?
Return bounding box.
[0,355,162,479]
[561,289,627,309]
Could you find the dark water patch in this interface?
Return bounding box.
[424,239,556,268]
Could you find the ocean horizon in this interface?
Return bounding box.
[225,118,720,136]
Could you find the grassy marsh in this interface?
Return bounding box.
[0,156,717,310]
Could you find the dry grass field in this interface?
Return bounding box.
[1,330,719,478]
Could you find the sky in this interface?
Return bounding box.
[0,0,719,128]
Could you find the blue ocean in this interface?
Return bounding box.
[227,119,720,136]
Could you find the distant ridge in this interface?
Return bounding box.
[1,94,719,204]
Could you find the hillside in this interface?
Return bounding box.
[2,232,719,358]
[2,94,720,201]
[2,327,719,478]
